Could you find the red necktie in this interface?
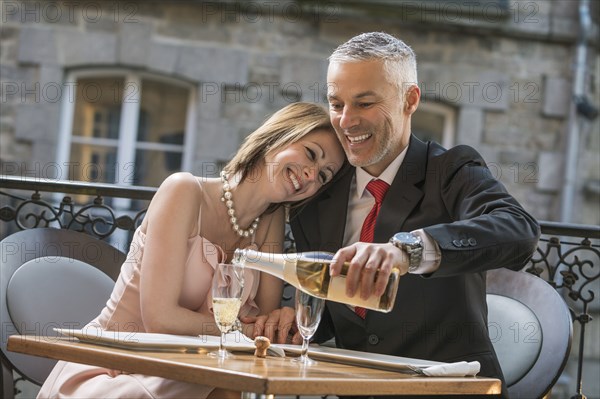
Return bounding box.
[355,179,390,319]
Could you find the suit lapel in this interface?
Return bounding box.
[294,165,353,252]
[316,167,354,252]
[308,168,362,327]
[294,139,428,328]
[296,136,428,246]
[374,137,427,242]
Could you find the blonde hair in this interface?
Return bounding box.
[223,102,335,182]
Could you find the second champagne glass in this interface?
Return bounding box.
[210,262,244,359]
[293,289,325,365]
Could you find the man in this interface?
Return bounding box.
[289,32,540,398]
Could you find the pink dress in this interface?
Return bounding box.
[37,222,261,398]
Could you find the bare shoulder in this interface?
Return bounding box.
[142,173,203,232]
[158,172,203,196]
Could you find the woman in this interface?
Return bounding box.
[38,102,345,399]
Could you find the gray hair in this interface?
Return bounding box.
[329,32,418,96]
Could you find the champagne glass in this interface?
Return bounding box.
[292,289,325,365]
[209,262,244,359]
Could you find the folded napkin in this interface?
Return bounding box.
[422,361,480,377]
[275,343,479,376]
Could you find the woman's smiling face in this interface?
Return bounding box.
[264,128,345,202]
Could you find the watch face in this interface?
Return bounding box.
[394,232,420,245]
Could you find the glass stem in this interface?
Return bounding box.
[301,337,309,359]
[220,332,226,354]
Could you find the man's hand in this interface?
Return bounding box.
[330,242,408,300]
[240,307,302,344]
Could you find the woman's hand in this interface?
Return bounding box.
[240,307,302,344]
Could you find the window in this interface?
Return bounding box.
[412,102,455,148]
[57,70,196,188]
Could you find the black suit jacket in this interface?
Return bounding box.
[290,136,540,398]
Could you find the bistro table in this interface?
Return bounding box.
[8,335,501,398]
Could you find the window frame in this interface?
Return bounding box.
[414,101,456,149]
[57,68,197,187]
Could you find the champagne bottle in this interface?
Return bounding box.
[233,249,400,313]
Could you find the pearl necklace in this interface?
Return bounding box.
[220,172,260,237]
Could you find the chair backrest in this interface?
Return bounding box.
[486,268,572,399]
[0,228,125,386]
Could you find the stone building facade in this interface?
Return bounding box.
[1,0,599,397]
[2,0,599,225]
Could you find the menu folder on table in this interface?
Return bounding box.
[54,328,479,376]
[54,327,284,357]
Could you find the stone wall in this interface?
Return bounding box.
[1,2,599,397]
[0,0,598,220]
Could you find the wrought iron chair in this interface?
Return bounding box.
[0,228,125,398]
[486,268,573,399]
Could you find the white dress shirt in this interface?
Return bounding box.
[342,147,441,274]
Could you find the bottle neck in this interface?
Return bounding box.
[234,249,286,276]
[234,249,304,288]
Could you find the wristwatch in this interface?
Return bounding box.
[389,232,423,273]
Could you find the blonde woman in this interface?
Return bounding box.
[38,102,346,399]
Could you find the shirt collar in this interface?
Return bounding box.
[355,146,408,198]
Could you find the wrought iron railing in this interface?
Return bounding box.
[1,175,598,398]
[0,176,155,239]
[525,221,599,399]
